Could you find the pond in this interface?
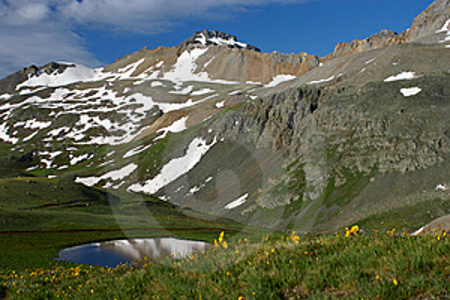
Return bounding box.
[57,238,212,267]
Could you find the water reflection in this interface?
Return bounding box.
[57,238,212,267]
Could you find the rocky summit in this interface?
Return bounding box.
[0,0,449,232]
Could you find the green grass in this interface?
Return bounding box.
[358,197,450,232]
[1,231,448,299]
[0,176,249,271]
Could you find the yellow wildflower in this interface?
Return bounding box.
[290,232,300,244]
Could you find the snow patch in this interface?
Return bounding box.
[435,184,448,191]
[128,137,216,194]
[225,194,248,209]
[411,226,425,236]
[228,90,241,95]
[16,64,99,89]
[46,127,70,138]
[203,57,214,69]
[215,101,225,108]
[0,94,12,100]
[191,88,214,96]
[209,36,248,48]
[384,72,417,82]
[124,144,152,158]
[266,75,296,87]
[151,81,164,87]
[307,75,335,85]
[187,176,213,196]
[26,165,39,171]
[400,87,422,97]
[169,85,194,95]
[22,119,52,130]
[163,48,209,83]
[70,153,93,166]
[75,163,138,187]
[196,33,248,49]
[436,18,450,33]
[155,116,189,141]
[39,150,63,169]
[0,123,18,144]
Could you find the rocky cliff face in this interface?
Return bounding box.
[200,41,449,229]
[407,0,450,42]
[327,30,406,60]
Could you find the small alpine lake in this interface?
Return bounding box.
[57,237,213,267]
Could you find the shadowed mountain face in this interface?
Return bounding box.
[0,1,449,232]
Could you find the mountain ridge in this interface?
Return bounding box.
[4,0,448,86]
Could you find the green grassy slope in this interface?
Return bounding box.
[1,231,448,299]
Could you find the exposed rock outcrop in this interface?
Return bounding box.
[407,0,450,42]
[180,29,261,52]
[325,0,450,60]
[326,30,406,60]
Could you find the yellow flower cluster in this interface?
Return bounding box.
[289,231,301,244]
[345,225,360,238]
[387,228,396,237]
[214,231,229,249]
[436,231,447,241]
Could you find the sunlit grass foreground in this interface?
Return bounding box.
[1,229,448,299]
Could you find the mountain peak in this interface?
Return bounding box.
[180,30,261,52]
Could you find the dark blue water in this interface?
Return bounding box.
[57,238,211,268]
[57,244,132,267]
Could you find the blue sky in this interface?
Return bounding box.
[0,0,435,78]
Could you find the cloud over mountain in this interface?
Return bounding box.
[0,0,310,78]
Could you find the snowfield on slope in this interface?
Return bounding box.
[128,137,216,195]
[400,87,422,97]
[16,64,104,89]
[307,75,336,85]
[225,194,248,209]
[75,163,138,187]
[155,116,189,141]
[266,75,296,87]
[384,72,417,82]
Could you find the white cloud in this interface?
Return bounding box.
[0,0,100,78]
[0,29,100,78]
[0,0,310,78]
[1,0,51,25]
[59,0,309,33]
